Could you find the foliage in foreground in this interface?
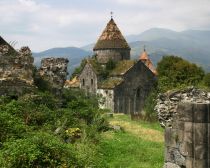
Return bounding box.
[0,90,109,168]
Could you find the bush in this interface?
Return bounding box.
[0,132,80,168]
[203,73,210,87]
[157,56,204,91]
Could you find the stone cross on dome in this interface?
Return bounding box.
[110,11,113,19]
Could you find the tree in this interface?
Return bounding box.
[157,56,204,91]
[203,73,210,87]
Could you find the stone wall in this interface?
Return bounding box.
[114,60,156,115]
[164,103,210,168]
[79,63,98,94]
[97,89,114,112]
[155,87,210,128]
[95,49,130,64]
[0,45,34,96]
[39,58,69,94]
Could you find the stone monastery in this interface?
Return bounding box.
[66,17,157,115]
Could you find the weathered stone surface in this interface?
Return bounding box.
[163,162,181,168]
[155,87,210,128]
[163,103,210,168]
[0,44,35,96]
[39,57,69,92]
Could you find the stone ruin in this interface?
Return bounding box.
[0,45,34,96]
[38,57,69,94]
[155,87,210,128]
[155,87,210,168]
[0,37,69,97]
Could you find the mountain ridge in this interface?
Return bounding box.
[33,28,210,75]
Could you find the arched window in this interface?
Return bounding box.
[91,79,93,85]
[82,79,85,86]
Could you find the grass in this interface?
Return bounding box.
[97,114,164,168]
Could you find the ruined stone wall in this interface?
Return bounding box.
[164,103,210,168]
[39,58,69,93]
[79,63,98,94]
[97,89,114,112]
[155,87,210,128]
[95,49,130,64]
[0,45,34,96]
[114,60,156,115]
[155,88,210,168]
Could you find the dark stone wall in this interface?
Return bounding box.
[164,103,210,168]
[79,63,98,94]
[95,49,130,64]
[114,60,156,115]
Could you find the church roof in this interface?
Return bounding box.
[139,50,157,75]
[93,18,130,50]
[110,60,135,76]
[139,50,149,60]
[98,77,124,89]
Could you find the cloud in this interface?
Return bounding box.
[0,0,210,51]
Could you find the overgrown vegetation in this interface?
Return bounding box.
[0,89,109,167]
[157,55,205,92]
[143,55,209,120]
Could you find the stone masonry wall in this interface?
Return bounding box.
[39,58,69,93]
[0,45,34,96]
[95,49,130,64]
[155,87,210,128]
[79,63,98,94]
[114,60,156,115]
[164,103,210,168]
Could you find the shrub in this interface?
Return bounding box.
[0,132,80,168]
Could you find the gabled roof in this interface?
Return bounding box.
[93,18,130,50]
[86,59,103,75]
[139,50,157,75]
[110,60,135,76]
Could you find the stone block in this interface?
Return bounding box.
[177,103,193,122]
[184,122,193,132]
[177,130,184,142]
[194,159,208,168]
[185,157,193,168]
[179,142,193,157]
[177,121,184,130]
[184,132,192,143]
[193,104,209,123]
[194,144,208,159]
[165,147,176,163]
[194,123,208,144]
[163,162,181,168]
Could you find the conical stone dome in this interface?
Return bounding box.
[94,18,130,64]
[94,18,130,50]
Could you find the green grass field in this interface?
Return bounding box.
[98,114,164,168]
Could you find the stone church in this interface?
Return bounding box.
[66,18,157,115]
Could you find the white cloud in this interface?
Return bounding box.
[0,0,210,51]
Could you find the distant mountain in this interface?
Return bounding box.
[33,28,210,76]
[127,28,210,71]
[33,47,91,76]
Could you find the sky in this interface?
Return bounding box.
[0,0,210,52]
